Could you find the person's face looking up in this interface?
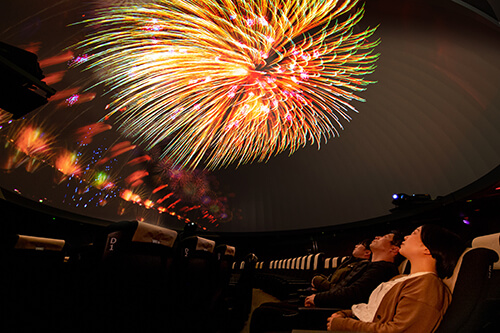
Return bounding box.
[352,243,370,259]
[370,233,395,252]
[400,226,428,259]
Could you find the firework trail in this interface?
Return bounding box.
[5,121,58,172]
[0,109,13,124]
[54,148,82,183]
[76,0,379,169]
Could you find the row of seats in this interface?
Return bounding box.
[259,253,327,272]
[0,221,255,332]
[252,253,331,299]
[251,251,411,301]
[1,224,498,332]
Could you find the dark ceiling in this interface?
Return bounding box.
[1,0,499,233]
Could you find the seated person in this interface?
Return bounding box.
[305,231,404,309]
[311,239,372,292]
[250,231,404,333]
[327,224,465,333]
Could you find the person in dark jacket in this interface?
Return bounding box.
[306,232,403,308]
[311,239,372,292]
[250,231,404,333]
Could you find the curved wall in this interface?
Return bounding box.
[0,0,499,233]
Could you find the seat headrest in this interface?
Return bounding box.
[331,257,339,269]
[305,254,313,269]
[442,246,499,294]
[472,232,500,269]
[324,258,331,269]
[225,245,236,256]
[443,247,476,293]
[131,221,177,247]
[398,259,410,275]
[313,253,323,270]
[195,236,215,253]
[14,235,65,251]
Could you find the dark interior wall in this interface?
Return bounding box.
[3,178,499,262]
[0,193,108,248]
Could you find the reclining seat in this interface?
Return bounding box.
[210,244,237,330]
[212,244,236,308]
[227,252,259,332]
[97,221,178,331]
[435,233,500,333]
[1,234,67,331]
[171,235,216,331]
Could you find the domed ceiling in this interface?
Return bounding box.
[1,0,499,232]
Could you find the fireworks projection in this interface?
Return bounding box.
[0,116,234,229]
[76,0,380,170]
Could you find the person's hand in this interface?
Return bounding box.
[326,312,346,331]
[304,294,316,307]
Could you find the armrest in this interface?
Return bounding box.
[296,307,342,330]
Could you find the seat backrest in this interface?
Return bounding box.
[1,234,68,330]
[102,221,177,276]
[435,246,499,333]
[312,253,325,271]
[95,221,178,330]
[472,232,500,269]
[398,258,411,275]
[174,235,216,304]
[211,244,236,308]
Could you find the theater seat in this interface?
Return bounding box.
[435,234,500,333]
[212,244,236,310]
[95,221,178,331]
[223,252,259,332]
[0,234,68,331]
[171,235,217,331]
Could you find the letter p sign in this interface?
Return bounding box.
[109,237,117,251]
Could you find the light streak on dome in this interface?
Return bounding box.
[75,122,113,145]
[49,88,81,102]
[39,50,74,69]
[125,169,149,186]
[42,71,66,86]
[127,155,152,166]
[152,184,169,193]
[0,109,13,125]
[76,0,379,170]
